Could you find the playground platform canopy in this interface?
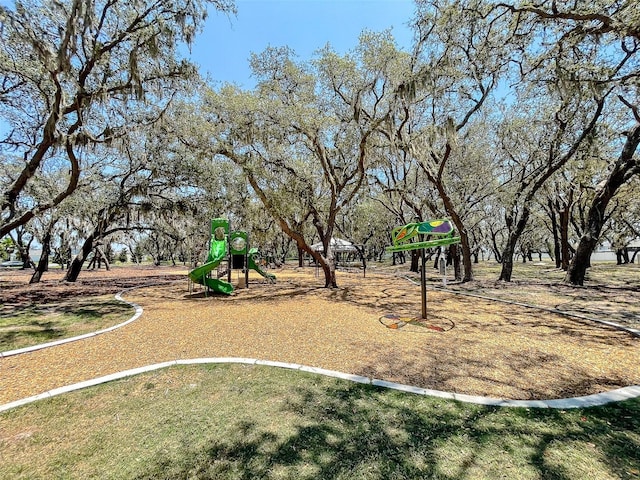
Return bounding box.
[311,238,358,253]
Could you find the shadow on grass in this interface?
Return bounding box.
[0,300,133,351]
[132,381,640,480]
[57,302,130,319]
[0,299,131,321]
[0,323,66,350]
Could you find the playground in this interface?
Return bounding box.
[1,262,638,406]
[2,260,639,478]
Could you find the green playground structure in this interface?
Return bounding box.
[188,218,276,295]
[248,247,276,282]
[386,219,461,319]
[188,218,234,295]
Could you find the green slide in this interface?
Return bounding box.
[189,219,234,295]
[248,248,276,283]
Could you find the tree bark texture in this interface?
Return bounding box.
[30,228,52,284]
[559,205,571,271]
[499,241,516,281]
[547,198,562,268]
[499,209,530,281]
[65,234,95,282]
[565,123,640,285]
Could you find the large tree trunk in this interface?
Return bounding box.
[242,167,339,288]
[565,227,599,285]
[410,250,419,272]
[438,190,473,282]
[19,240,35,270]
[566,123,640,285]
[450,243,461,281]
[615,249,627,265]
[559,208,571,270]
[548,199,561,268]
[65,204,120,282]
[458,231,473,282]
[324,260,337,288]
[311,247,337,288]
[417,145,474,282]
[353,245,367,276]
[499,210,530,281]
[87,246,111,270]
[9,229,35,270]
[65,234,95,282]
[30,228,52,284]
[98,246,111,270]
[432,247,441,269]
[489,226,502,263]
[499,239,516,281]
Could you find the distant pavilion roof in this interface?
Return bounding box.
[311,237,358,253]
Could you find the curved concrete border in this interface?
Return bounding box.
[2,277,638,413]
[0,288,144,358]
[1,358,639,413]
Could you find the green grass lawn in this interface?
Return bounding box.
[1,262,638,478]
[1,364,638,479]
[0,296,134,352]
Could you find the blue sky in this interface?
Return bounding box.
[188,0,417,87]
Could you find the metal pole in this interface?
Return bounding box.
[245,234,250,288]
[227,238,231,284]
[245,253,249,288]
[420,247,427,319]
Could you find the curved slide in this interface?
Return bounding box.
[248,248,276,283]
[189,233,234,295]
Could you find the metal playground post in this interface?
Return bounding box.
[386,219,461,319]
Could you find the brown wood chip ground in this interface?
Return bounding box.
[1,267,638,404]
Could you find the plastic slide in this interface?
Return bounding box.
[188,233,234,295]
[248,248,276,282]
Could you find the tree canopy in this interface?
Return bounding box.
[1,0,639,287]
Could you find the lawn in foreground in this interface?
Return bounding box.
[1,364,638,479]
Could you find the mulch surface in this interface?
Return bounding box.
[1,265,638,404]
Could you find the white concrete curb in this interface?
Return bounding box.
[1,358,639,413]
[0,278,182,358]
[2,277,638,413]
